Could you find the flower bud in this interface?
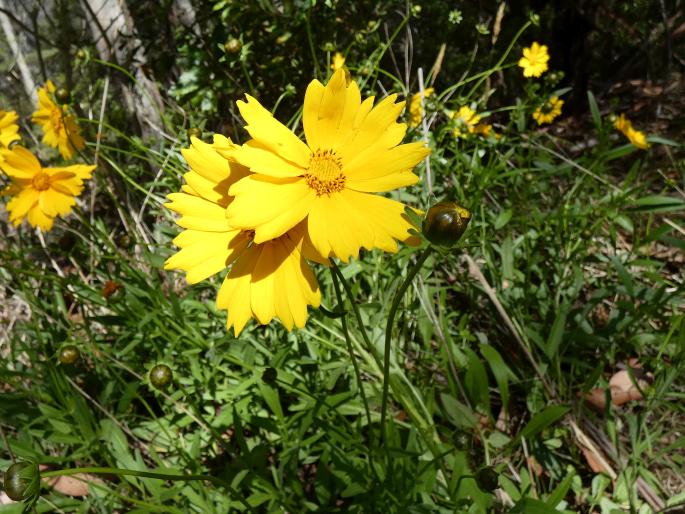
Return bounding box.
[224,38,242,55]
[475,467,499,492]
[149,364,173,390]
[3,461,40,502]
[58,345,80,365]
[187,128,202,140]
[55,87,71,104]
[422,202,471,247]
[262,367,277,384]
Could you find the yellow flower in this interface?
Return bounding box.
[518,42,549,78]
[473,122,494,137]
[225,69,429,262]
[614,114,649,149]
[164,136,323,335]
[331,52,346,71]
[532,96,563,125]
[0,110,20,148]
[31,80,85,159]
[409,87,434,128]
[452,106,481,138]
[0,146,94,231]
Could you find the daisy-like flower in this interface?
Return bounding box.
[331,52,346,71]
[452,106,481,138]
[409,87,434,128]
[532,96,563,125]
[31,80,85,159]
[164,136,324,335]
[0,146,94,231]
[518,42,549,78]
[614,114,649,149]
[225,68,429,262]
[0,110,20,148]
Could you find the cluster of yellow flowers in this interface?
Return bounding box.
[614,114,650,149]
[0,81,93,231]
[165,69,429,335]
[519,42,564,126]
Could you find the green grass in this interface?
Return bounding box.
[1,3,684,513]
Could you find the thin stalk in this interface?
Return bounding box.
[41,467,254,512]
[380,247,432,442]
[329,267,377,479]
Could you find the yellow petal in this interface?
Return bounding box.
[345,141,428,192]
[38,188,76,217]
[233,140,306,178]
[226,175,315,242]
[1,146,42,177]
[237,95,310,167]
[182,137,235,184]
[6,187,39,221]
[218,256,254,336]
[166,192,232,231]
[26,204,54,231]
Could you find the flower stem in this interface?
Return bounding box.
[328,267,374,435]
[380,247,432,443]
[41,467,254,512]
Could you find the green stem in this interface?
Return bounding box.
[41,467,254,512]
[380,247,433,442]
[330,263,379,365]
[329,266,378,482]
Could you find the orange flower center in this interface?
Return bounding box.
[50,107,64,132]
[304,149,345,196]
[32,172,51,191]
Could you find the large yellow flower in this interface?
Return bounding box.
[614,114,649,150]
[0,110,20,148]
[518,42,549,78]
[0,146,94,231]
[31,80,85,159]
[532,96,563,125]
[225,69,429,262]
[409,87,434,128]
[164,136,323,335]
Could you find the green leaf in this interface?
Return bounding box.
[494,209,513,229]
[630,195,685,213]
[439,393,477,429]
[479,344,516,409]
[546,470,576,507]
[545,302,570,360]
[510,405,570,447]
[587,91,601,129]
[464,348,491,415]
[509,497,560,513]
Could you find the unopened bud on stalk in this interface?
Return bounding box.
[149,364,173,390]
[3,461,40,502]
[422,201,471,247]
[475,467,499,492]
[58,344,80,365]
[224,38,242,55]
[187,128,202,139]
[55,87,70,104]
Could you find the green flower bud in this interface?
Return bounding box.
[475,467,499,492]
[422,202,472,247]
[58,345,80,365]
[262,367,277,384]
[224,38,242,55]
[76,48,87,60]
[187,127,202,140]
[3,461,40,502]
[149,364,173,390]
[55,87,71,104]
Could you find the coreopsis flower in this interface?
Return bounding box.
[0,146,94,231]
[331,52,346,71]
[164,136,324,335]
[225,68,429,262]
[532,96,563,125]
[452,106,481,138]
[31,80,85,159]
[409,87,434,128]
[0,110,20,148]
[518,42,549,78]
[614,114,649,149]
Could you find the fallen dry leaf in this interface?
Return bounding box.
[43,473,102,497]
